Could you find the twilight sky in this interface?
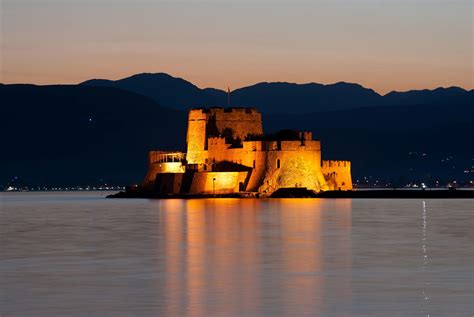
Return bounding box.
[1,0,472,94]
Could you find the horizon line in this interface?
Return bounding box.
[1,71,472,96]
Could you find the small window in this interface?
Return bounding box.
[253,160,256,168]
[203,165,207,171]
[277,159,281,169]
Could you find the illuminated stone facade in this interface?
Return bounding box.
[144,107,352,196]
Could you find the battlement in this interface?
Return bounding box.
[189,107,260,120]
[299,131,313,141]
[188,109,208,120]
[260,140,321,151]
[322,160,351,168]
[208,136,227,146]
[191,107,260,114]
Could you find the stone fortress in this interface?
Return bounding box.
[143,107,352,196]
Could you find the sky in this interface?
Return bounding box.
[0,0,472,94]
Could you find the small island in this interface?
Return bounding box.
[109,107,473,199]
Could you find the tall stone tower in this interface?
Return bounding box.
[186,109,208,164]
[186,108,263,164]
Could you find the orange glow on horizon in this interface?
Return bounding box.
[2,0,472,95]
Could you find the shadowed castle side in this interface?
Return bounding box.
[143,107,352,196]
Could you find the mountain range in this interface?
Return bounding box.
[81,73,472,113]
[1,73,473,187]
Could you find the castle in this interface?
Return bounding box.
[143,107,352,196]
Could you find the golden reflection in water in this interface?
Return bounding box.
[161,199,187,316]
[157,198,352,316]
[278,199,323,315]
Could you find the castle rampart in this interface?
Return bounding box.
[321,160,352,191]
[145,107,352,196]
[144,151,186,186]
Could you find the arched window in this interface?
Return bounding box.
[277,159,281,169]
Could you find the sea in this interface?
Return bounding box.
[0,192,472,316]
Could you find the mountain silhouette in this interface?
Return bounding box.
[1,84,186,186]
[81,73,471,114]
[82,73,227,109]
[383,86,469,106]
[1,82,473,187]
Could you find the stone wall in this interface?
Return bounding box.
[207,108,263,140]
[144,151,185,186]
[186,108,263,165]
[258,140,328,196]
[154,173,183,194]
[321,160,353,191]
[188,171,248,194]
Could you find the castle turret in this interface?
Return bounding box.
[186,109,208,164]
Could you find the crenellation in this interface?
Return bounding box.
[321,160,352,190]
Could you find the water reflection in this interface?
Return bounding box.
[155,198,353,316]
[421,200,430,317]
[2,194,472,316]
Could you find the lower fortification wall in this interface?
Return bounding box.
[154,173,183,194]
[258,149,328,196]
[188,171,248,194]
[144,162,185,186]
[321,160,352,191]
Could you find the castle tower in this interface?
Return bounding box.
[186,109,208,164]
[208,108,263,140]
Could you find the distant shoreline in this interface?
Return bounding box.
[107,188,474,199]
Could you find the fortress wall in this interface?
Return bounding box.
[207,137,228,162]
[187,108,262,164]
[258,148,328,196]
[262,141,279,151]
[154,173,183,194]
[207,139,256,167]
[246,150,269,191]
[204,138,328,193]
[280,140,321,151]
[143,162,185,186]
[188,171,248,194]
[208,108,263,140]
[243,141,263,151]
[206,139,266,191]
[321,160,352,191]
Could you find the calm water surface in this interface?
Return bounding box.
[0,192,473,316]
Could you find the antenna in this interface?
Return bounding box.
[227,86,231,107]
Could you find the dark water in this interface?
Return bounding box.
[0,192,473,317]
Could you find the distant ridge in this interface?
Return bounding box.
[81,73,470,114]
[1,82,473,186]
[383,86,469,106]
